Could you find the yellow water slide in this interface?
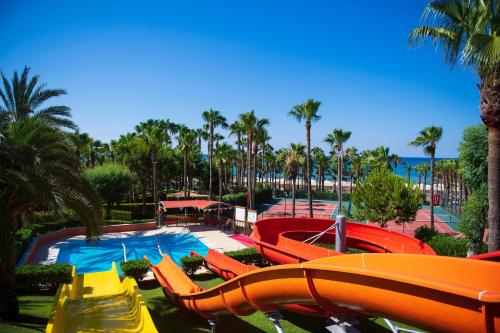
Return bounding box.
[46,263,157,333]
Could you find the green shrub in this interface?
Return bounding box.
[180,255,204,276]
[222,187,272,206]
[15,228,34,260]
[225,248,267,267]
[428,235,468,257]
[113,203,156,219]
[110,209,132,221]
[16,264,73,292]
[120,260,150,282]
[414,226,439,243]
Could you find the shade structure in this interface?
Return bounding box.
[158,200,232,212]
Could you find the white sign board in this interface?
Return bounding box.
[247,210,257,223]
[235,206,246,222]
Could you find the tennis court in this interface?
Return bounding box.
[258,200,336,220]
[367,208,456,236]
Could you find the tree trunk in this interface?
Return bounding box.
[292,175,296,217]
[208,125,214,200]
[305,123,313,218]
[430,154,435,230]
[247,133,253,209]
[423,169,427,203]
[338,153,343,214]
[487,127,500,251]
[0,211,20,320]
[183,150,188,198]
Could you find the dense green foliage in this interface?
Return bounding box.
[180,248,267,275]
[222,186,272,206]
[223,248,267,266]
[180,255,204,276]
[83,164,134,219]
[459,184,489,255]
[414,226,438,243]
[120,260,150,282]
[110,209,132,221]
[459,124,488,191]
[352,169,423,227]
[113,203,156,219]
[428,235,469,258]
[15,264,72,292]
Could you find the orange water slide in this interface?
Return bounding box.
[150,252,500,332]
[251,218,435,263]
[191,249,331,317]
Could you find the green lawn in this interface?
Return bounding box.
[1,273,400,333]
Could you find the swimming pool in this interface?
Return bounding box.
[56,233,208,274]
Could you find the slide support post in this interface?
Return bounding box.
[336,214,347,253]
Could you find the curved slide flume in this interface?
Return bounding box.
[190,249,331,317]
[250,218,435,264]
[150,252,500,333]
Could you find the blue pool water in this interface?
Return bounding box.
[56,233,208,274]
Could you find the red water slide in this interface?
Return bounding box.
[251,217,435,264]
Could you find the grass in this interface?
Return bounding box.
[1,273,410,333]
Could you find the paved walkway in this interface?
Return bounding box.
[30,225,246,265]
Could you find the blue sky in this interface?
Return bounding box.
[1,1,481,157]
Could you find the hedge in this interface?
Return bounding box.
[16,264,73,293]
[222,187,273,206]
[180,248,268,275]
[428,235,468,257]
[414,226,439,243]
[109,209,132,221]
[275,189,351,202]
[113,203,156,219]
[120,260,150,282]
[180,255,204,276]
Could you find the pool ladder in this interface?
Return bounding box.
[121,242,127,262]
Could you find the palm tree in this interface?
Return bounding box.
[406,164,413,183]
[202,109,228,199]
[390,153,401,173]
[239,111,257,209]
[253,118,270,201]
[410,0,500,250]
[135,119,169,216]
[409,126,443,230]
[325,129,351,214]
[284,143,306,217]
[0,68,101,319]
[421,162,430,202]
[229,120,244,189]
[177,127,198,198]
[311,147,325,191]
[288,98,322,218]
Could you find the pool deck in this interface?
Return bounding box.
[29,225,248,266]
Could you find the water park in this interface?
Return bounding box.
[2,1,500,333]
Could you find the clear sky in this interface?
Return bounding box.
[1,0,481,157]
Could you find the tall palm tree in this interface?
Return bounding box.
[0,68,101,319]
[421,162,430,202]
[253,118,270,190]
[229,120,244,189]
[390,153,401,173]
[177,127,198,198]
[135,119,168,215]
[311,147,325,191]
[325,129,351,214]
[410,0,500,250]
[239,111,257,209]
[409,126,443,230]
[406,164,413,183]
[202,109,227,199]
[284,143,306,217]
[288,98,322,217]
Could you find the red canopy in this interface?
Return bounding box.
[159,200,231,211]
